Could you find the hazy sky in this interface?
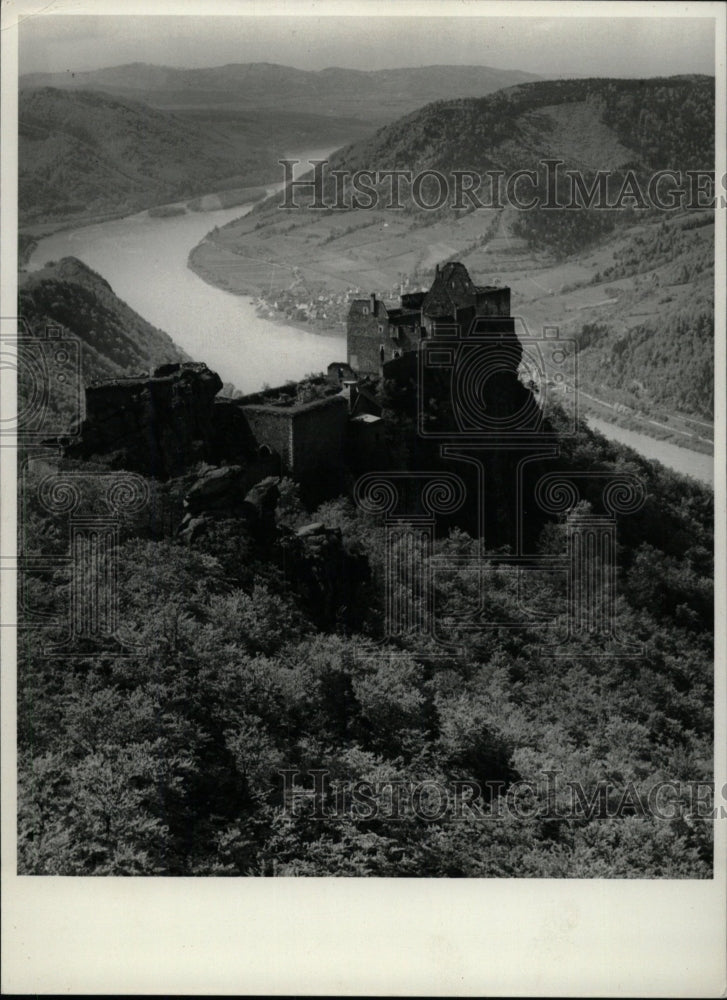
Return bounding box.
[18,10,716,78]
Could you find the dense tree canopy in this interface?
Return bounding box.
[17,409,714,876]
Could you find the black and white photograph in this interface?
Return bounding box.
[1,0,725,994]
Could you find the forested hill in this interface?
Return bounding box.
[319,75,714,180]
[18,87,281,227]
[18,64,545,228]
[17,385,714,876]
[19,257,188,426]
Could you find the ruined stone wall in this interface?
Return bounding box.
[290,395,348,478]
[239,394,348,479]
[64,359,350,493]
[236,375,330,407]
[476,287,511,316]
[347,313,387,375]
[348,321,420,375]
[238,406,294,471]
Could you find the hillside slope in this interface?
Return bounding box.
[200,74,714,281]
[16,356,714,876]
[18,87,282,227]
[18,256,188,428]
[322,74,713,177]
[19,63,544,230]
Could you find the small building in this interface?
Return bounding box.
[238,392,348,481]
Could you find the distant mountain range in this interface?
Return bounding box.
[20,61,541,120]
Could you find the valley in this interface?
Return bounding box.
[188,74,715,453]
[190,198,714,455]
[11,35,718,894]
[18,62,543,233]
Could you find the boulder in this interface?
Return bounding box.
[178,514,212,545]
[241,476,280,525]
[64,362,223,478]
[185,465,245,513]
[177,471,281,545]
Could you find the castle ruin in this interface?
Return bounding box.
[346,261,514,376]
[62,263,523,497]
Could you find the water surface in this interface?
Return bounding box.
[28,150,346,394]
[585,415,713,486]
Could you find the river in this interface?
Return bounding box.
[27,163,713,488]
[27,148,346,394]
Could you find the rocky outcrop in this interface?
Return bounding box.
[275,520,369,630]
[178,472,279,544]
[64,362,223,477]
[184,465,247,515]
[176,469,369,630]
[241,477,280,533]
[208,397,262,466]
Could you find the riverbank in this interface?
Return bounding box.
[251,299,346,341]
[19,186,274,266]
[27,197,345,396]
[577,391,713,457]
[584,414,713,486]
[184,247,346,342]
